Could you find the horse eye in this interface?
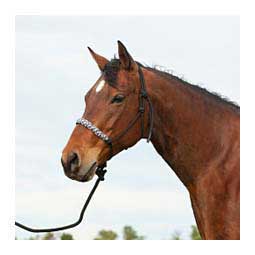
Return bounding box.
[111,94,125,104]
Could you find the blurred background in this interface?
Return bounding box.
[15,15,239,240]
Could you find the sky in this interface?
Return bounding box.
[15,16,239,240]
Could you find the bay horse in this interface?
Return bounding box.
[61,41,240,240]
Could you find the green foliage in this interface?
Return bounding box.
[94,230,118,240]
[28,235,39,240]
[20,225,201,240]
[171,230,182,240]
[42,232,56,240]
[170,225,202,240]
[26,232,74,240]
[60,233,74,240]
[122,225,145,240]
[93,225,145,240]
[190,225,202,240]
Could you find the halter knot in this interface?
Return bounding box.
[95,167,107,181]
[140,90,148,98]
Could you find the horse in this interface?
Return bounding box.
[61,41,240,240]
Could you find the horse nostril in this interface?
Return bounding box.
[68,152,79,169]
[61,152,80,173]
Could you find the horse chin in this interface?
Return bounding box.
[66,162,97,183]
[78,162,98,182]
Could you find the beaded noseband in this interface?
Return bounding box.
[76,64,154,160]
[76,118,111,144]
[15,64,154,234]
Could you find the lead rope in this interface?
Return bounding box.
[15,166,107,233]
[15,66,154,233]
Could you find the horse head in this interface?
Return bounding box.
[61,41,151,182]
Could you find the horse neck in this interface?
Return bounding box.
[143,68,237,189]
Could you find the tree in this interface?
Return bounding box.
[28,235,40,240]
[26,232,74,240]
[171,230,182,240]
[60,233,74,240]
[42,232,56,240]
[190,225,202,240]
[94,230,118,240]
[122,226,145,240]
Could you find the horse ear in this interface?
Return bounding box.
[88,47,109,71]
[117,40,137,71]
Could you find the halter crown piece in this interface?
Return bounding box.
[76,64,154,159]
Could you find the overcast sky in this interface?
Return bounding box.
[15,16,239,240]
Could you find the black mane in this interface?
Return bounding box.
[103,58,240,112]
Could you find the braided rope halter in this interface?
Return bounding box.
[76,64,154,159]
[76,118,111,143]
[15,64,153,233]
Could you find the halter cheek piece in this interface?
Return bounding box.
[76,65,154,160]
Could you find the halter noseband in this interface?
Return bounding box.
[15,66,154,234]
[76,118,112,144]
[76,65,154,159]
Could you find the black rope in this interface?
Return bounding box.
[146,95,154,142]
[138,65,154,142]
[15,166,107,233]
[15,65,154,234]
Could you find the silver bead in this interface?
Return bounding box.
[76,118,110,144]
